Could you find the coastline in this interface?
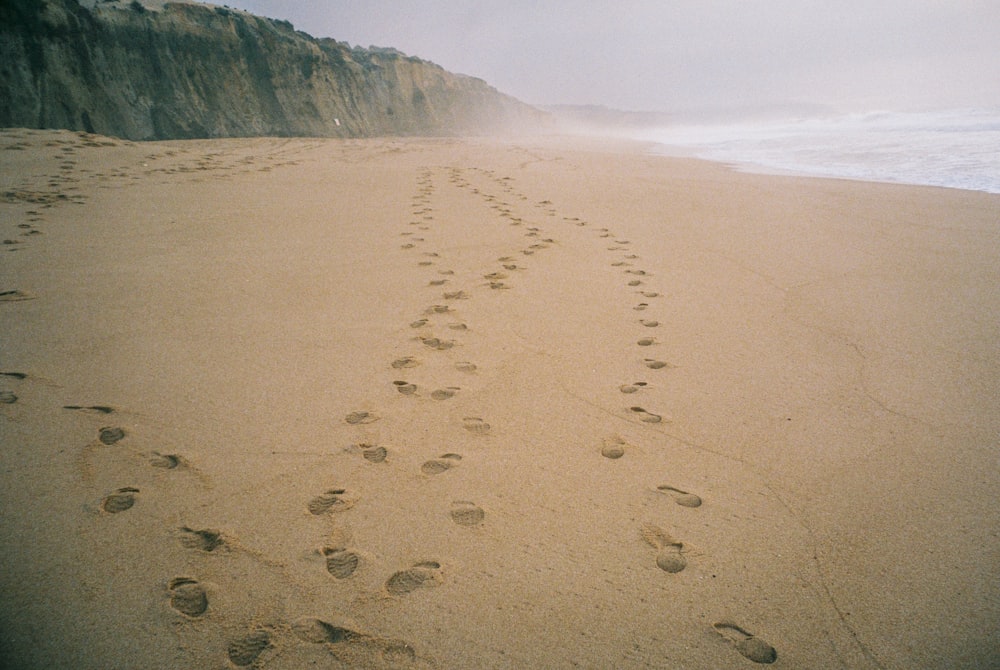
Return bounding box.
[2,129,998,669]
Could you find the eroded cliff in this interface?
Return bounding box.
[0,0,547,140]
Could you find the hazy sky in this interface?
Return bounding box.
[220,0,1000,113]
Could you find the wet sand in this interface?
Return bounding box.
[1,129,998,668]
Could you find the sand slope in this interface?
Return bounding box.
[1,129,998,668]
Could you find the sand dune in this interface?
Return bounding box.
[1,129,997,668]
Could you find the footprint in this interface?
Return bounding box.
[361,445,388,463]
[455,361,477,373]
[150,452,183,469]
[101,487,138,513]
[431,387,458,401]
[168,577,208,617]
[179,526,224,552]
[425,304,451,314]
[442,290,468,300]
[640,524,687,573]
[713,622,777,664]
[323,547,361,579]
[391,357,420,369]
[629,406,663,423]
[421,453,462,475]
[227,629,272,667]
[345,411,378,425]
[307,489,356,514]
[462,417,491,435]
[641,291,660,298]
[637,338,656,346]
[421,337,454,351]
[447,322,468,331]
[0,372,27,380]
[410,319,428,328]
[0,289,34,302]
[600,436,626,459]
[628,280,643,286]
[98,426,126,445]
[64,404,115,413]
[644,359,671,370]
[640,320,659,327]
[393,380,417,395]
[293,617,358,644]
[450,500,485,526]
[0,391,16,404]
[657,485,703,508]
[633,303,649,311]
[619,382,648,394]
[385,561,442,595]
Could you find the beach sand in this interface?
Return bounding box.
[1,129,998,669]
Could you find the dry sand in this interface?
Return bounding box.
[1,129,998,669]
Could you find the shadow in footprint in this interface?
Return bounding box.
[394,380,417,395]
[431,387,458,401]
[227,629,272,667]
[450,500,485,526]
[641,523,687,573]
[168,577,208,617]
[713,622,777,664]
[629,406,663,423]
[657,485,702,508]
[385,561,442,595]
[98,427,126,445]
[421,337,454,351]
[600,436,627,459]
[421,453,461,475]
[462,417,490,435]
[345,411,378,425]
[150,452,184,469]
[361,445,387,463]
[292,617,417,663]
[179,527,224,552]
[101,487,138,513]
[323,547,361,579]
[64,404,115,414]
[308,489,357,515]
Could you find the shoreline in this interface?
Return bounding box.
[2,129,998,669]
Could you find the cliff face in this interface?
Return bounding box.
[0,0,547,140]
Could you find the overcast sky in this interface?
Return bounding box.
[219,0,1000,114]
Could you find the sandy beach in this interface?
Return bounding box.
[1,129,997,669]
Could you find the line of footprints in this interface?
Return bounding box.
[341,165,777,665]
[0,160,776,666]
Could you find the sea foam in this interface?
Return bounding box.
[638,108,1000,194]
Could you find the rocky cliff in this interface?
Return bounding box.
[0,0,548,140]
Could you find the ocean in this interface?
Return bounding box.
[636,108,1000,194]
